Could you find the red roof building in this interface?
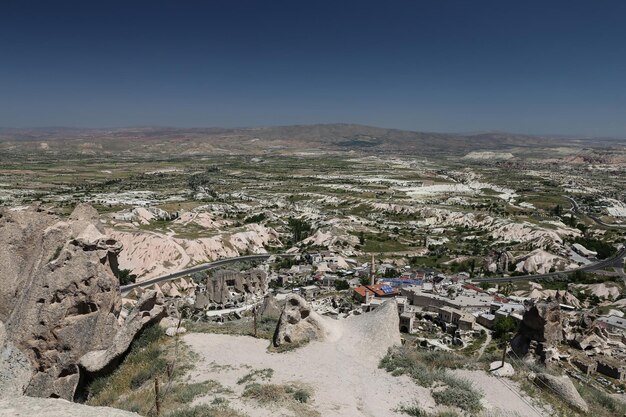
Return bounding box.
[353,283,400,302]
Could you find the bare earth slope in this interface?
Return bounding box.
[183,300,546,417]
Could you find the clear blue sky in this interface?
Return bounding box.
[1,0,626,136]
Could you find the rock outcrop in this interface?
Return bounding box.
[511,301,562,361]
[484,250,514,274]
[531,373,588,413]
[79,291,166,373]
[273,294,331,347]
[0,205,165,400]
[338,299,401,359]
[0,321,31,399]
[0,396,140,417]
[205,269,267,306]
[563,312,611,353]
[258,294,282,320]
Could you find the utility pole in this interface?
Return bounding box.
[501,339,508,368]
[154,377,161,417]
[253,305,258,338]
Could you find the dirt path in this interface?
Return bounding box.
[476,324,492,360]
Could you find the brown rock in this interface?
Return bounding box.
[79,291,166,373]
[511,301,562,361]
[0,396,140,417]
[258,294,282,320]
[0,205,165,400]
[273,294,330,347]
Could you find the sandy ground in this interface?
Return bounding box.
[182,329,548,416]
[183,333,428,417]
[182,303,429,417]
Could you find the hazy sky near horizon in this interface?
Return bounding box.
[1,1,626,136]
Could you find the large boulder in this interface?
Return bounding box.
[0,396,140,417]
[258,294,282,320]
[79,291,166,373]
[337,299,401,359]
[0,205,165,400]
[273,294,331,347]
[511,301,562,361]
[0,321,31,399]
[531,372,588,413]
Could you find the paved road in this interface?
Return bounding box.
[474,245,626,283]
[566,196,626,229]
[120,253,298,295]
[474,196,626,284]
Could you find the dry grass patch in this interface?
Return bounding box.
[242,382,318,417]
[86,324,231,416]
[380,347,483,414]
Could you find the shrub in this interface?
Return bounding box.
[242,383,286,404]
[334,279,350,290]
[380,347,483,414]
[242,383,312,405]
[171,380,231,404]
[129,356,167,389]
[493,316,517,340]
[293,388,311,403]
[397,403,427,416]
[117,269,137,285]
[431,385,482,413]
[237,368,274,385]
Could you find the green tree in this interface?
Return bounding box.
[359,275,371,286]
[493,316,517,340]
[383,268,397,278]
[117,269,137,285]
[334,280,350,291]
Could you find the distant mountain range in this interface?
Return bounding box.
[1,124,624,158]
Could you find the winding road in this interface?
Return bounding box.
[474,196,626,283]
[473,245,626,283]
[566,196,626,229]
[120,253,298,295]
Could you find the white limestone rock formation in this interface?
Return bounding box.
[273,294,333,347]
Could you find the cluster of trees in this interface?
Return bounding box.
[288,217,312,242]
[244,212,266,224]
[573,237,616,259]
[117,269,137,285]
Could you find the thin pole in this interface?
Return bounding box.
[154,377,161,417]
[253,306,258,338]
[501,340,507,367]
